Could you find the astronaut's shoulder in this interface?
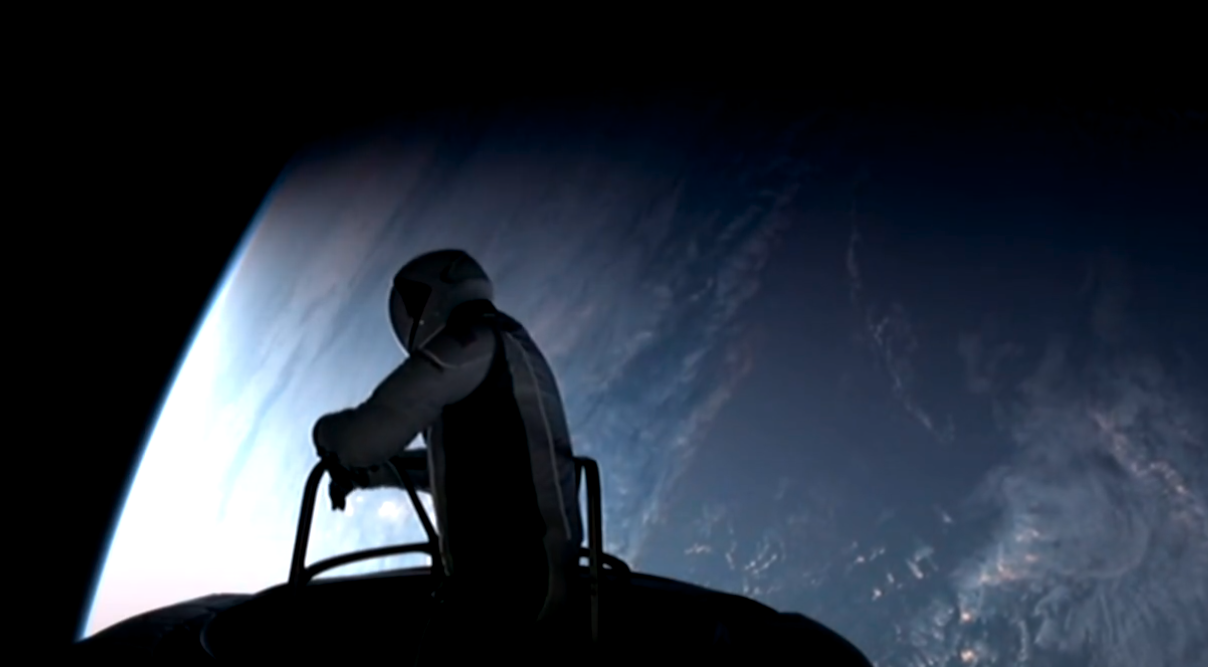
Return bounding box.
[416,321,496,368]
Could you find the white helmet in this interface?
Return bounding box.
[389,249,494,352]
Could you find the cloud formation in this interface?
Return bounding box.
[87,101,810,633]
[918,253,1208,667]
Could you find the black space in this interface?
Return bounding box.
[19,69,1203,654]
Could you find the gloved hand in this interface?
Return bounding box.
[314,414,418,510]
[315,451,357,511]
[313,415,365,511]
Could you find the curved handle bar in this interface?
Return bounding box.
[290,455,619,643]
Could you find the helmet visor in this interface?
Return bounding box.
[392,278,432,350]
[394,278,431,320]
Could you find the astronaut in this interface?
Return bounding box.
[311,249,584,663]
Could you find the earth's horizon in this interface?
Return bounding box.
[84,98,1207,666]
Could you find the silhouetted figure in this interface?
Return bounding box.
[312,250,584,664]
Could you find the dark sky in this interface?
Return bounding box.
[24,77,1204,658]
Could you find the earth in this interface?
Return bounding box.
[83,98,1206,666]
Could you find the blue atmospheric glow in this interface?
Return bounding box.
[76,183,283,641]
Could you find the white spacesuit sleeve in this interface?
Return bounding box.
[314,325,495,469]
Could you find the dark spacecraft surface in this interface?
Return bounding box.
[71,457,874,665]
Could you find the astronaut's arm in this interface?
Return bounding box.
[313,328,493,469]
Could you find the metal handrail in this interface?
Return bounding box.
[303,542,436,584]
[290,458,441,589]
[578,457,604,643]
[579,548,631,579]
[289,462,330,587]
[384,459,438,544]
[289,455,614,643]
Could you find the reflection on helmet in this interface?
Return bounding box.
[389,250,494,352]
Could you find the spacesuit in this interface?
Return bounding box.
[311,249,584,663]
